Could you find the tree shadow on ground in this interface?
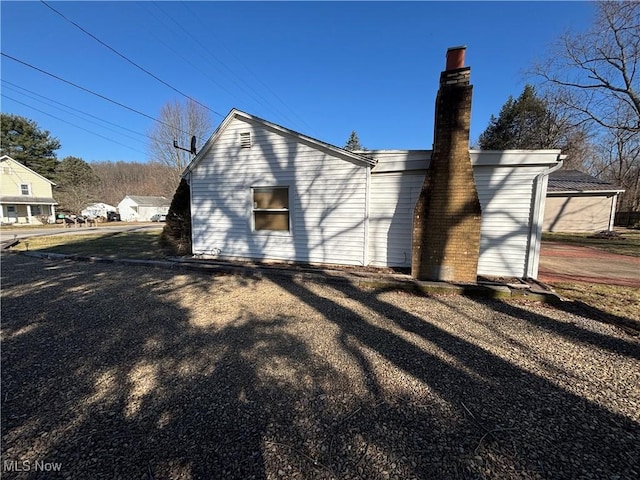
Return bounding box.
[1,254,639,479]
[477,297,640,359]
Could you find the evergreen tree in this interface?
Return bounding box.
[160,178,192,256]
[0,113,61,178]
[344,130,365,151]
[478,85,559,150]
[53,156,100,214]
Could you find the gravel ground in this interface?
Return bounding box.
[1,253,639,480]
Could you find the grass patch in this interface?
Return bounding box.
[11,231,164,259]
[1,223,68,231]
[551,282,640,333]
[542,229,640,257]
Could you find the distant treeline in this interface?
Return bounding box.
[90,161,179,207]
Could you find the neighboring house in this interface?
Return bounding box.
[182,109,563,279]
[117,195,170,222]
[0,155,57,224]
[543,170,625,233]
[81,202,117,218]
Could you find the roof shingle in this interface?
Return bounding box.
[547,170,624,193]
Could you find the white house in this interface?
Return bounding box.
[81,202,117,219]
[117,196,170,222]
[182,109,563,280]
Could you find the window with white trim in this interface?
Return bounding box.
[252,187,290,232]
[20,184,30,195]
[31,205,42,215]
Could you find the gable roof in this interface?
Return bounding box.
[123,195,170,207]
[183,108,377,176]
[83,202,117,210]
[0,155,56,186]
[547,169,625,194]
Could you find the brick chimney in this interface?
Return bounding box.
[411,46,482,282]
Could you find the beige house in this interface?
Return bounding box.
[0,155,57,225]
[543,170,625,233]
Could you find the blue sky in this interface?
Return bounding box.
[1,1,596,163]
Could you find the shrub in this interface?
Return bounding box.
[159,178,192,256]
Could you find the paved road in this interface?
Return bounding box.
[0,223,162,246]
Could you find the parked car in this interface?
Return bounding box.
[150,214,167,222]
[106,211,121,222]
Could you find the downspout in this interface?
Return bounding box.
[525,154,564,279]
[362,165,371,266]
[608,193,619,231]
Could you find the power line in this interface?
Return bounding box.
[134,2,240,102]
[2,94,148,155]
[153,1,303,130]
[2,80,149,142]
[181,0,314,133]
[39,0,224,119]
[1,52,207,143]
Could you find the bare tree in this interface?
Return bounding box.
[148,98,213,188]
[544,91,598,170]
[531,1,640,210]
[589,128,640,211]
[90,161,177,206]
[533,1,639,134]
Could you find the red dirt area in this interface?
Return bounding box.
[538,242,640,287]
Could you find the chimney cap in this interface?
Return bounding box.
[446,46,467,71]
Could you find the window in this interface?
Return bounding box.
[239,132,252,148]
[20,184,30,195]
[31,205,42,215]
[252,187,290,232]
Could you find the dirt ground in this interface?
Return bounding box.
[538,242,640,287]
[2,253,639,480]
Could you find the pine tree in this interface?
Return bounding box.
[160,178,192,255]
[478,85,559,150]
[0,113,61,178]
[53,156,100,214]
[344,131,365,151]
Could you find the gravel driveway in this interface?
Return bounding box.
[1,253,639,479]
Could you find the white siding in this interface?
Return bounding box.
[190,117,369,265]
[367,151,557,277]
[138,205,169,222]
[369,172,424,267]
[474,166,545,277]
[117,198,138,222]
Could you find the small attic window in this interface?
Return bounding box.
[239,132,252,148]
